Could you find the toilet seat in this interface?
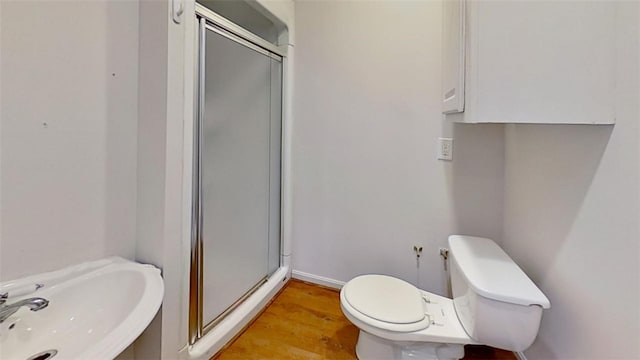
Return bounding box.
[342,275,430,332]
[340,275,474,345]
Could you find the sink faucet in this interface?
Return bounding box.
[0,293,49,323]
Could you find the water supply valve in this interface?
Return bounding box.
[439,248,449,271]
[413,245,423,258]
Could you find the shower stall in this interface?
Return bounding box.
[187,3,290,355]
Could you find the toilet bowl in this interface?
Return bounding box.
[340,235,550,360]
[340,275,473,360]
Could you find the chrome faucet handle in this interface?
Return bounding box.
[0,293,7,305]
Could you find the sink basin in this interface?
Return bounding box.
[0,258,164,359]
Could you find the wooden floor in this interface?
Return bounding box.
[214,279,516,360]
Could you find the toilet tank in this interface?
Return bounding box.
[448,235,550,352]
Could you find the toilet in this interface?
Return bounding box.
[340,235,550,360]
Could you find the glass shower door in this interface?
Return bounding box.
[198,20,282,327]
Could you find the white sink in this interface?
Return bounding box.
[0,258,164,360]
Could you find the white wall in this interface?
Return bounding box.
[134,0,191,358]
[0,1,138,281]
[292,0,504,294]
[501,2,639,359]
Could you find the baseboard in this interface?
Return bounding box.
[291,270,345,289]
[514,351,528,360]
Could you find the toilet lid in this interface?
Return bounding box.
[344,275,426,324]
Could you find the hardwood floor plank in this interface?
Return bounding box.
[214,279,515,360]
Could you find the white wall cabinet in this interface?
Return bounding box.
[442,0,616,124]
[442,0,465,114]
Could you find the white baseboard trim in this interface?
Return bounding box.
[514,351,528,360]
[292,270,345,289]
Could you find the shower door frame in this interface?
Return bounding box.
[189,4,286,345]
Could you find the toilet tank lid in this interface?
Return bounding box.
[448,235,550,309]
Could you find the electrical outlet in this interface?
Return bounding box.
[437,138,453,161]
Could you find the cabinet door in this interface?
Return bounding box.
[442,0,465,114]
[475,1,615,124]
